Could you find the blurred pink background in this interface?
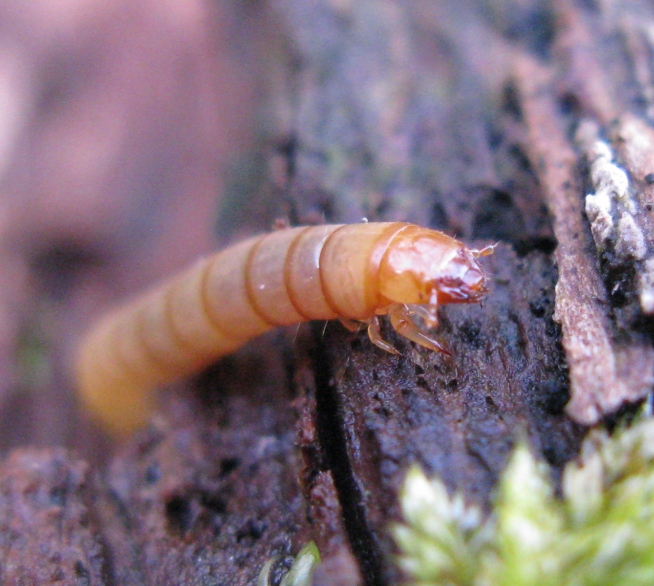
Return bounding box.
[0,0,267,448]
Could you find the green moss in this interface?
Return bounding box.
[257,541,321,586]
[394,417,654,585]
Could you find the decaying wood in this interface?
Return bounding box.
[303,246,583,583]
[513,0,654,425]
[271,0,654,581]
[516,56,654,424]
[3,0,654,584]
[0,343,313,585]
[0,450,108,583]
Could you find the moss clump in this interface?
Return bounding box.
[257,541,321,586]
[394,417,654,585]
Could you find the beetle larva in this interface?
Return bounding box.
[76,222,492,435]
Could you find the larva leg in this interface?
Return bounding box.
[388,304,451,355]
[340,315,401,355]
[406,303,438,328]
[471,243,496,258]
[367,316,401,355]
[339,317,363,333]
[340,315,403,356]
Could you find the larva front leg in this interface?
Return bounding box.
[388,304,450,355]
[471,243,497,258]
[367,316,401,355]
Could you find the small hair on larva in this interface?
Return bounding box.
[76,222,493,436]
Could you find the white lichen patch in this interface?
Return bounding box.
[613,115,654,173]
[615,213,647,260]
[585,189,614,246]
[576,121,650,268]
[639,258,654,314]
[589,146,632,209]
[583,137,638,252]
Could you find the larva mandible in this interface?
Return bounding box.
[76,222,493,436]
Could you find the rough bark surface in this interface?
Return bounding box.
[1,0,654,584]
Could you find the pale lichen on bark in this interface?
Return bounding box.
[577,120,646,261]
[610,115,654,316]
[516,55,654,426]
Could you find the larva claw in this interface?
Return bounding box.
[388,304,451,355]
[471,243,497,258]
[406,303,439,329]
[367,316,401,355]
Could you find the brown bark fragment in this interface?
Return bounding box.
[516,55,654,424]
[305,472,363,586]
[296,346,364,585]
[554,0,621,124]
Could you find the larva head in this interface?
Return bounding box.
[378,228,489,312]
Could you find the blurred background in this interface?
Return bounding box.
[0,0,273,450]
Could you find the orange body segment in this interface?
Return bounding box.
[76,222,491,435]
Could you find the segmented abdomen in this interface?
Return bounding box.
[76,222,411,434]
